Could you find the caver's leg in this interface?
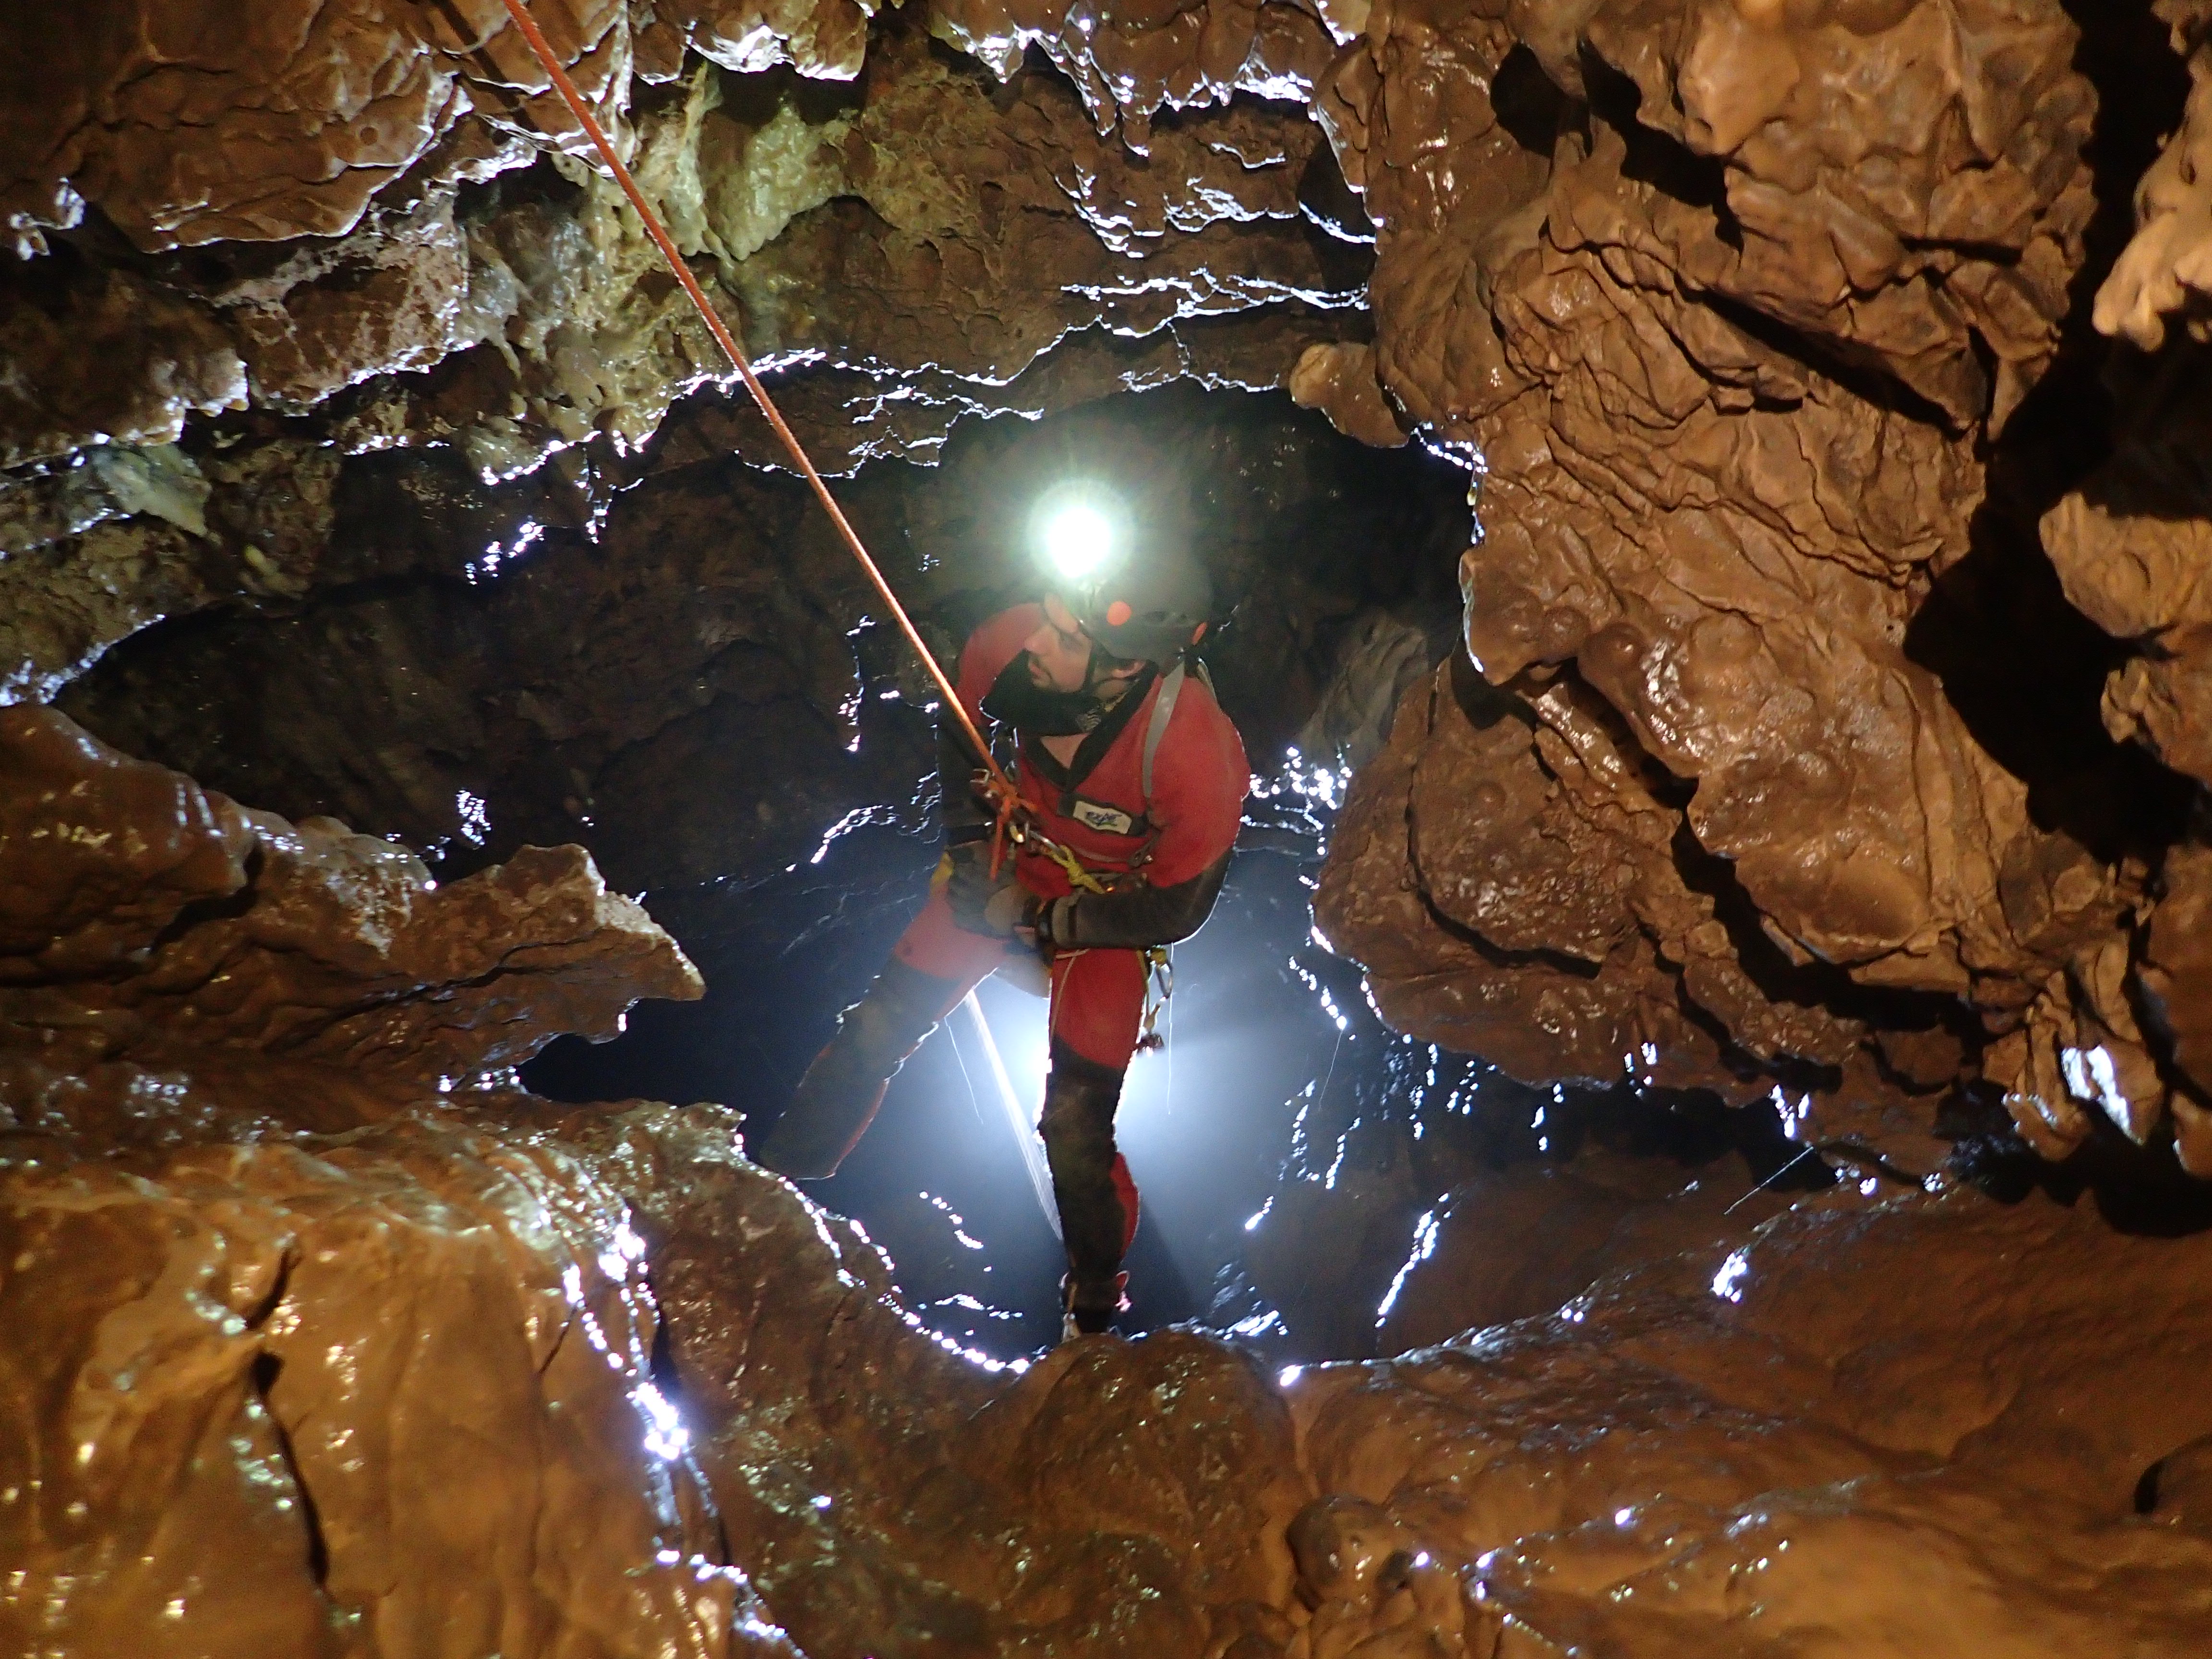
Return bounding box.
[1041,947,1148,1332]
[753,887,1003,1179]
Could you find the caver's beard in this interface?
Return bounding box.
[984,650,1149,735]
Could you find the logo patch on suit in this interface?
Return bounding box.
[1070,797,1139,836]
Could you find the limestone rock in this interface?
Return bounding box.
[2142,844,2212,1116]
[1282,1193,2212,1656]
[1304,0,2183,1136]
[21,1088,2212,1655]
[2097,34,2212,353]
[7,717,2212,1654]
[2,0,2209,1178]
[0,706,701,1085]
[57,388,1467,894]
[0,1115,759,1659]
[1316,659,1754,1096]
[1289,340,1407,448]
[0,7,1361,701]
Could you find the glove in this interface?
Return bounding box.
[983,880,1039,939]
[944,839,1016,935]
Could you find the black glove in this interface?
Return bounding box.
[944,839,1014,935]
[983,881,1040,939]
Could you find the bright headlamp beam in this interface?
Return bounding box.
[962,992,1060,1239]
[1043,503,1116,583]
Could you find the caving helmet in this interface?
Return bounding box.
[1069,542,1212,668]
[1032,480,1212,667]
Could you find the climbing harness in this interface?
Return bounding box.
[1003,655,1197,882]
[492,0,1026,867]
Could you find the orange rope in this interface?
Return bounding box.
[493,0,1013,810]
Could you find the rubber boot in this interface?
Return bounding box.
[754,958,963,1179]
[1039,1039,1136,1335]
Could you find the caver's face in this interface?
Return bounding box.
[1024,595,1101,694]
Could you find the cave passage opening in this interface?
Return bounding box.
[517,381,1481,1355]
[512,382,1833,1359]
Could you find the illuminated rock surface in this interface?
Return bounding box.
[8,0,2210,1179]
[1308,0,2212,1173]
[9,0,2212,1648]
[7,707,2212,1655]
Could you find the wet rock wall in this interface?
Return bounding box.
[9,709,2212,1656]
[0,704,732,1654]
[0,0,1365,700]
[1313,0,2212,1181]
[50,387,1469,893]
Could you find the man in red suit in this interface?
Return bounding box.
[757,522,1248,1337]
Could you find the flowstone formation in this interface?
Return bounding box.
[11,705,2212,1658]
[12,1,2212,1641]
[1310,0,2212,1181]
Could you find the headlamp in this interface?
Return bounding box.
[1033,482,1125,587]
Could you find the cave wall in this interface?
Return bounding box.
[16,4,2212,1651]
[1311,0,2212,1180]
[45,387,1468,895]
[0,0,1367,699]
[10,705,2212,1658]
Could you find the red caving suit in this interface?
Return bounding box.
[893,602,1249,1068]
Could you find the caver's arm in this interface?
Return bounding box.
[1034,849,1232,950]
[939,605,1042,845]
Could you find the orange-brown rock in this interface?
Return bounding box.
[1,1109,769,1658]
[1302,0,2202,1158]
[0,705,701,1085]
[7,693,2212,1656]
[2095,0,2212,354]
[1283,1191,2212,1655]
[1288,340,1407,447]
[14,1083,2212,1654]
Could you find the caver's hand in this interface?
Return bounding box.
[942,839,1002,933]
[945,840,1037,938]
[983,880,1040,940]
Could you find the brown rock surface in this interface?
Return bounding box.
[0,4,1364,705]
[1283,1191,2212,1656]
[9,733,2212,1655]
[24,1080,2212,1654]
[1,0,2209,1216]
[0,705,701,1087]
[1,1114,763,1658]
[11,4,2212,1654]
[53,387,1467,893]
[13,969,2212,1654]
[1298,0,2212,1169]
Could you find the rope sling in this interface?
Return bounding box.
[494,0,1179,1039]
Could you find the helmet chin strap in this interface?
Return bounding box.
[1079,638,1112,696]
[1055,586,1149,700]
[1081,641,1147,705]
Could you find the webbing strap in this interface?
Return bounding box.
[1141,661,1186,805]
